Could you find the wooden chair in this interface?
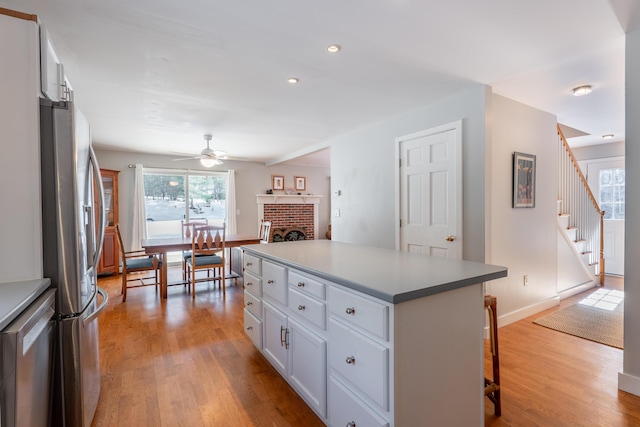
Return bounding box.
[484,294,501,416]
[185,224,226,298]
[259,219,272,243]
[181,219,208,281]
[115,224,162,302]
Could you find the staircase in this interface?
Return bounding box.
[557,126,604,286]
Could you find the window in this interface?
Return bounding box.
[143,170,227,239]
[599,168,625,220]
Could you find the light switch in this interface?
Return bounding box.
[334,209,341,217]
[333,190,342,196]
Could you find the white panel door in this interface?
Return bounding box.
[587,159,625,275]
[398,121,462,259]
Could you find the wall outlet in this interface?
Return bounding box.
[523,274,529,286]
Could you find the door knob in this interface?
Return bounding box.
[445,235,456,242]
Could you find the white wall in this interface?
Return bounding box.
[484,94,559,323]
[329,85,490,263]
[619,27,640,396]
[94,149,331,249]
[572,141,625,161]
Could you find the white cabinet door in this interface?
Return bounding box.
[289,317,327,418]
[40,26,66,101]
[262,301,288,375]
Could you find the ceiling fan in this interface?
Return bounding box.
[172,134,226,167]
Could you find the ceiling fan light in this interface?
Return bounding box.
[200,157,219,167]
[572,85,592,96]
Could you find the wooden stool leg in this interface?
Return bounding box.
[484,295,501,416]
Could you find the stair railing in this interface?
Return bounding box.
[557,126,605,285]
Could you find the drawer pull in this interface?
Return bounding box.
[297,305,306,311]
[246,326,252,331]
[345,356,356,364]
[297,281,305,287]
[347,422,356,427]
[246,301,253,306]
[268,279,274,284]
[246,262,253,266]
[246,282,253,286]
[345,307,356,315]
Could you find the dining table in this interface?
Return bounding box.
[141,234,261,299]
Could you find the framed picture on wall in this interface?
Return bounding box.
[294,176,306,191]
[513,152,536,208]
[272,175,285,191]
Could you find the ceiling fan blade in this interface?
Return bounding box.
[172,156,201,162]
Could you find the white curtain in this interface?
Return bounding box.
[130,164,147,251]
[226,169,237,234]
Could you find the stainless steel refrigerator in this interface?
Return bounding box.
[40,98,109,427]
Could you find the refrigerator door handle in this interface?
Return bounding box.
[83,287,108,326]
[90,145,106,267]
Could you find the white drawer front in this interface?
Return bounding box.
[262,260,287,306]
[328,286,389,341]
[329,376,389,427]
[289,270,326,300]
[244,309,262,349]
[244,252,261,276]
[243,271,262,297]
[288,288,326,330]
[244,290,262,319]
[328,318,389,410]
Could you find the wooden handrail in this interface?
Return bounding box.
[557,125,605,285]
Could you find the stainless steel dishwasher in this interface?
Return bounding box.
[1,288,56,427]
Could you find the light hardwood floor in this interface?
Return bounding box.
[92,270,640,426]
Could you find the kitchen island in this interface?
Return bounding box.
[241,240,508,426]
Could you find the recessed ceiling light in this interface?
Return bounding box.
[327,44,341,53]
[288,77,299,84]
[602,133,614,139]
[572,85,592,96]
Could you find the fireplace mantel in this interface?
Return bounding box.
[257,194,323,240]
[256,194,322,205]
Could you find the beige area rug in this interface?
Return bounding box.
[533,302,623,349]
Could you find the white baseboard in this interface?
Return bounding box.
[497,296,560,328]
[557,280,597,300]
[484,296,561,338]
[619,372,640,397]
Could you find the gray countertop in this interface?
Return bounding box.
[0,278,51,330]
[242,240,508,304]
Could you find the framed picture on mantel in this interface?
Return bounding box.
[513,152,536,208]
[272,175,284,191]
[294,176,306,191]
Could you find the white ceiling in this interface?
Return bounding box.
[3,0,639,168]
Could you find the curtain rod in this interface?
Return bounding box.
[127,164,238,173]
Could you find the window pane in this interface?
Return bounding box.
[615,168,625,185]
[601,203,612,220]
[600,186,613,203]
[188,175,227,226]
[144,174,186,238]
[614,203,625,220]
[614,186,625,203]
[600,170,612,186]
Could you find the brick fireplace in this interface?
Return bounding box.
[257,194,323,242]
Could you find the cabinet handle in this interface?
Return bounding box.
[345,356,356,364]
[297,305,306,311]
[246,282,253,286]
[297,281,305,287]
[345,307,356,315]
[284,328,290,349]
[246,301,253,306]
[246,262,253,266]
[246,326,252,331]
[268,280,274,284]
[346,422,356,427]
[280,326,286,346]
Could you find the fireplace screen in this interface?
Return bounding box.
[272,227,307,242]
